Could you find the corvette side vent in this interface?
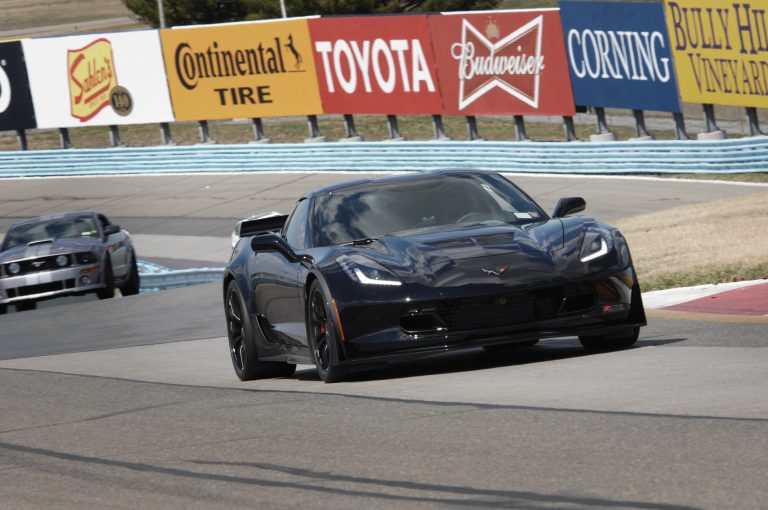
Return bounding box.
[472,232,515,246]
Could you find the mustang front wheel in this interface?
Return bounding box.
[307,280,348,383]
[225,280,296,381]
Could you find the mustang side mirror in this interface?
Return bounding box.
[251,234,314,267]
[103,224,121,236]
[552,197,586,218]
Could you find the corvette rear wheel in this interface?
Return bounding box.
[225,280,296,381]
[307,280,347,383]
[579,327,639,351]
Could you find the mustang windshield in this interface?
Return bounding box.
[313,174,546,247]
[2,216,100,251]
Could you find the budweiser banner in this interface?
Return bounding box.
[308,15,443,114]
[664,0,768,108]
[428,9,575,116]
[22,31,174,128]
[0,41,37,131]
[161,19,323,121]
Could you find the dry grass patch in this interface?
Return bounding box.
[615,192,768,290]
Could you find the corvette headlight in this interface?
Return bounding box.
[8,262,21,275]
[580,231,612,262]
[337,254,402,286]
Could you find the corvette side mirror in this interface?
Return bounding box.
[251,234,313,267]
[552,197,586,218]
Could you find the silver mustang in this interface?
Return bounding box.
[0,211,139,313]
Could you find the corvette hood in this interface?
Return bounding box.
[0,239,100,264]
[352,221,585,287]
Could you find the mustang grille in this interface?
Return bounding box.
[403,283,595,333]
[16,281,69,297]
[5,255,70,276]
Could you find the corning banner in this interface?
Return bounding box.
[308,15,443,114]
[161,19,323,121]
[560,1,681,113]
[428,10,575,116]
[664,0,768,107]
[0,40,37,131]
[22,31,174,129]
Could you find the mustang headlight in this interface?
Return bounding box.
[580,231,612,263]
[55,255,69,267]
[8,262,21,275]
[337,254,402,286]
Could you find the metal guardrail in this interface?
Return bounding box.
[1,137,768,178]
[138,262,223,292]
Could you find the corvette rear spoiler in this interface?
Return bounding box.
[238,215,288,237]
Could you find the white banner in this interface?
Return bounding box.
[22,30,174,128]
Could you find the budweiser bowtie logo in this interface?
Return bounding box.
[450,16,545,110]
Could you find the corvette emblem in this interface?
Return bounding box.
[450,16,545,110]
[481,265,509,278]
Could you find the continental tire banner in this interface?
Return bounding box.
[161,19,323,121]
[308,16,442,114]
[22,31,174,128]
[560,1,681,113]
[0,41,37,131]
[429,10,575,116]
[665,0,768,107]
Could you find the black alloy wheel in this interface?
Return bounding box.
[120,250,140,296]
[307,280,347,383]
[225,280,295,381]
[97,257,115,300]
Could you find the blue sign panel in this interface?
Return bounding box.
[559,0,681,112]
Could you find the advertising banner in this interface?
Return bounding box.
[0,40,37,131]
[428,9,575,116]
[161,19,323,121]
[22,31,174,129]
[560,1,681,112]
[664,0,768,107]
[308,15,442,114]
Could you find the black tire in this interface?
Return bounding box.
[306,280,348,383]
[482,339,539,352]
[120,251,140,296]
[15,301,37,312]
[225,280,296,381]
[97,257,115,300]
[579,327,639,352]
[0,304,6,314]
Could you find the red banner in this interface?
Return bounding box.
[428,10,575,116]
[309,16,443,114]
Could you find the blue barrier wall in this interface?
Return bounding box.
[1,138,767,178]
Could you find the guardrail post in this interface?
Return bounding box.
[698,104,726,140]
[746,107,764,136]
[159,122,175,145]
[305,115,327,143]
[197,121,216,144]
[59,128,72,149]
[109,125,125,147]
[15,129,27,151]
[672,112,689,140]
[386,115,406,141]
[431,115,451,141]
[465,116,483,141]
[590,107,617,141]
[513,115,529,141]
[563,116,577,141]
[630,109,653,141]
[341,114,363,142]
[250,118,271,144]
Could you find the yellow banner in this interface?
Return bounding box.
[665,0,768,107]
[161,19,322,120]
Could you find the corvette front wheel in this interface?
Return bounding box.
[307,280,348,383]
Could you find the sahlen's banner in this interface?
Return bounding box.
[308,15,442,114]
[0,41,37,131]
[22,31,174,129]
[428,9,575,116]
[560,1,681,112]
[161,19,323,121]
[665,0,768,107]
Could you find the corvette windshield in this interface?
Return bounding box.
[313,174,546,247]
[2,216,100,251]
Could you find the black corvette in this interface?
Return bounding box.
[223,170,646,382]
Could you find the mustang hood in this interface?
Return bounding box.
[351,221,591,288]
[0,238,100,263]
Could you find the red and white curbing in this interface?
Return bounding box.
[643,279,768,316]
